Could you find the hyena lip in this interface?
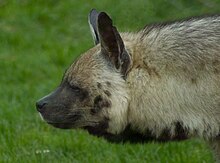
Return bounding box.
[38,113,44,121]
[39,113,82,129]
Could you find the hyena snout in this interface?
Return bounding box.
[36,83,90,129]
[36,86,72,124]
[36,87,60,114]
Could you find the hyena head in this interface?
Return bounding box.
[36,9,132,139]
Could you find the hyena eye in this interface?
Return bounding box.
[69,84,81,92]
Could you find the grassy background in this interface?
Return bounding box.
[1,0,220,162]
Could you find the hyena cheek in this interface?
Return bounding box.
[91,95,111,114]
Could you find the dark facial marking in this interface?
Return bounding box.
[91,95,111,114]
[97,82,102,89]
[94,95,103,106]
[106,81,111,87]
[104,90,111,97]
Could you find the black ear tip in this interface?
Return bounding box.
[98,12,112,25]
[98,12,110,19]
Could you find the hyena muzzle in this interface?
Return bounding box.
[36,9,220,161]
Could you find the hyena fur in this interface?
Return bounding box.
[36,9,220,161]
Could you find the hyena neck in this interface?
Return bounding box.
[121,32,166,137]
[122,35,189,141]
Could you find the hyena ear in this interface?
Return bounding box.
[97,11,131,78]
[88,9,100,45]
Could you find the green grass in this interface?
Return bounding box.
[1,0,220,162]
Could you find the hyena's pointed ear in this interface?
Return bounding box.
[88,9,100,45]
[97,12,131,78]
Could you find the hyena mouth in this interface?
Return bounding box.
[43,114,82,129]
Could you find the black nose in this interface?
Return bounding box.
[36,100,47,113]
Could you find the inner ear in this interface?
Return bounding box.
[98,13,120,68]
[97,12,131,78]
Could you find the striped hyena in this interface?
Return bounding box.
[36,9,220,161]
